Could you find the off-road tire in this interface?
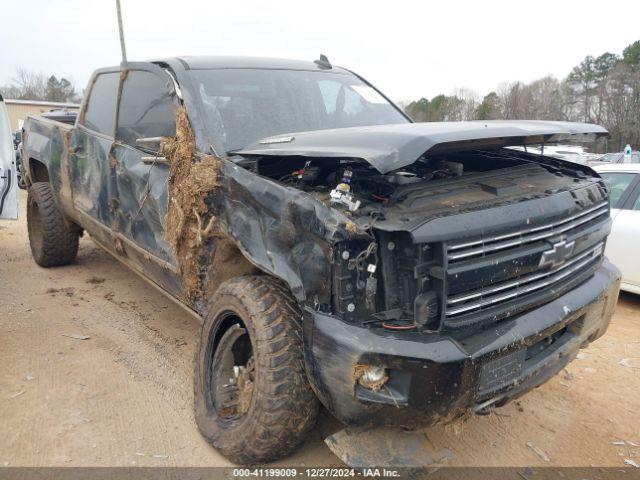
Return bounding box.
[194,276,319,464]
[27,182,79,267]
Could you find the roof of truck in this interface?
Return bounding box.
[95,56,352,78]
[175,55,348,72]
[97,55,351,76]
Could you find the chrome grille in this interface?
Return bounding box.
[445,241,604,318]
[446,202,608,264]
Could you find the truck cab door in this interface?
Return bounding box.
[0,95,18,220]
[111,65,182,297]
[72,71,120,231]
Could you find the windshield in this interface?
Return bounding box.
[189,69,408,153]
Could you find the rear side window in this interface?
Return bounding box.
[116,71,176,148]
[81,73,119,136]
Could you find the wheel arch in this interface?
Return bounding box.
[28,158,50,185]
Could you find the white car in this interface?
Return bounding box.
[0,94,18,220]
[594,164,640,294]
[509,144,599,164]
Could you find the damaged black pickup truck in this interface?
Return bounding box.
[22,56,620,464]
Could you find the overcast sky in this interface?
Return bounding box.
[1,0,638,102]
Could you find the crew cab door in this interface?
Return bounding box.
[72,71,120,230]
[0,95,18,220]
[111,65,182,296]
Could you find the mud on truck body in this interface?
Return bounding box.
[22,56,620,464]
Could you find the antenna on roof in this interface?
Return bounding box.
[314,54,332,69]
[115,0,128,63]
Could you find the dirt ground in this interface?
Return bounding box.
[1,190,639,468]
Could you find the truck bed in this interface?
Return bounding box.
[22,115,76,215]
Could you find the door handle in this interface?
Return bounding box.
[141,156,169,165]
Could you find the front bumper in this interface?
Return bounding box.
[303,260,620,428]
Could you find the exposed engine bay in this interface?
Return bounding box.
[237,154,465,213]
[230,147,603,333]
[233,148,583,221]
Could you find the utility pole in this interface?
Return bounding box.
[116,0,127,63]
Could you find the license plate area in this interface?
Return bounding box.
[477,316,584,399]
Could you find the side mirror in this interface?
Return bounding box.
[135,136,164,149]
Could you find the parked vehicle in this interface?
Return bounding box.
[40,108,78,125]
[21,56,621,463]
[510,144,600,165]
[594,164,640,294]
[0,94,18,220]
[15,140,26,189]
[590,151,640,166]
[12,130,21,150]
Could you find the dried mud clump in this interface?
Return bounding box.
[163,106,220,300]
[344,220,358,235]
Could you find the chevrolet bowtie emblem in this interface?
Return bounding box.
[539,239,575,268]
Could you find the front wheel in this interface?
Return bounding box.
[194,276,319,464]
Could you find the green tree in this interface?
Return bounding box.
[593,52,619,79]
[566,56,598,122]
[45,75,76,102]
[475,91,500,120]
[405,97,430,122]
[622,40,640,67]
[427,94,448,121]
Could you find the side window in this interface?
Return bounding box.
[632,193,640,211]
[342,87,366,116]
[316,80,387,127]
[599,172,637,208]
[81,73,119,136]
[317,80,340,115]
[116,71,176,148]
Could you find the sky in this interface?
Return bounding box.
[1,0,639,103]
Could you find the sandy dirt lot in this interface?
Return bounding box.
[1,190,639,468]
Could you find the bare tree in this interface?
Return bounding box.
[0,67,78,102]
[11,67,47,100]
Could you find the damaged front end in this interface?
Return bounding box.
[216,124,620,430]
[164,100,619,431]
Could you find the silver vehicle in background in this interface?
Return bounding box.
[510,144,600,164]
[0,94,18,219]
[590,151,640,166]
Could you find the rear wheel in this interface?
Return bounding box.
[194,276,319,464]
[27,182,79,267]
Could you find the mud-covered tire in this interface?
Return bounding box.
[194,275,319,464]
[27,182,79,267]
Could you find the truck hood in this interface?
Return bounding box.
[236,120,608,174]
